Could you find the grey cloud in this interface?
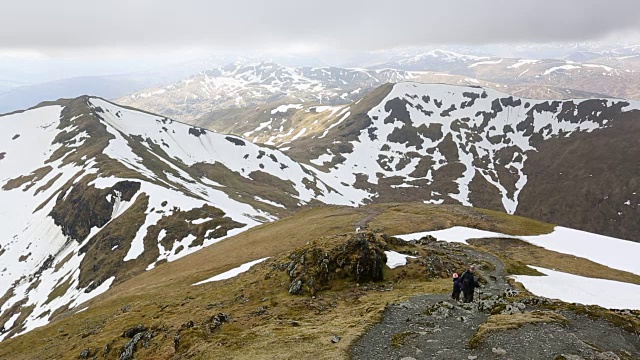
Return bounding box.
[1,0,640,50]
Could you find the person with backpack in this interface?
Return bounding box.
[459,265,480,303]
[451,272,462,301]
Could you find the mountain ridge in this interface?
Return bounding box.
[1,82,639,343]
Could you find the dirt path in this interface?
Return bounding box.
[354,208,382,230]
[350,243,640,360]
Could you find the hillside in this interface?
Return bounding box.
[0,96,370,341]
[0,204,638,359]
[191,82,640,241]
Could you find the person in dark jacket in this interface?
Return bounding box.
[451,272,462,301]
[459,265,480,303]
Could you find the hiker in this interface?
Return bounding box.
[459,265,480,303]
[451,272,462,301]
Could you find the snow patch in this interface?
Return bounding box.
[513,267,640,310]
[385,251,417,269]
[396,226,640,276]
[192,257,269,285]
[271,104,303,114]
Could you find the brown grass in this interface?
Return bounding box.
[368,203,553,236]
[539,302,640,334]
[0,203,561,359]
[469,311,568,348]
[2,165,53,191]
[44,277,73,305]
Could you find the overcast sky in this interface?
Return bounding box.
[1,0,640,84]
[2,0,640,55]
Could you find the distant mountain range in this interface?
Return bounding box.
[375,49,640,100]
[115,62,417,121]
[115,57,624,123]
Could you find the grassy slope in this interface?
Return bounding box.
[0,203,633,359]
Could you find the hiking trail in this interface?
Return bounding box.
[350,242,640,360]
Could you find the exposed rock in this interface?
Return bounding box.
[173,334,180,351]
[79,348,90,359]
[424,301,456,320]
[121,324,148,338]
[557,355,585,360]
[412,235,437,245]
[288,279,303,295]
[492,347,507,355]
[282,232,388,295]
[251,306,267,316]
[119,330,153,360]
[501,304,523,315]
[207,313,230,332]
[595,351,620,360]
[331,335,341,343]
[50,180,141,243]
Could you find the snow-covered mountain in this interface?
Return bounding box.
[199,82,640,242]
[2,82,640,341]
[115,62,420,121]
[0,97,369,340]
[115,53,640,128]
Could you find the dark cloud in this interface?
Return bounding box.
[1,0,640,51]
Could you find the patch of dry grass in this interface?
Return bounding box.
[44,277,73,305]
[469,311,568,348]
[539,302,640,335]
[368,203,553,236]
[475,208,554,235]
[391,331,418,348]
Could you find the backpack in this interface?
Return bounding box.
[461,271,472,289]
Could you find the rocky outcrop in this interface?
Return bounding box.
[280,232,390,295]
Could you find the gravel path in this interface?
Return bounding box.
[351,244,507,360]
[351,243,640,360]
